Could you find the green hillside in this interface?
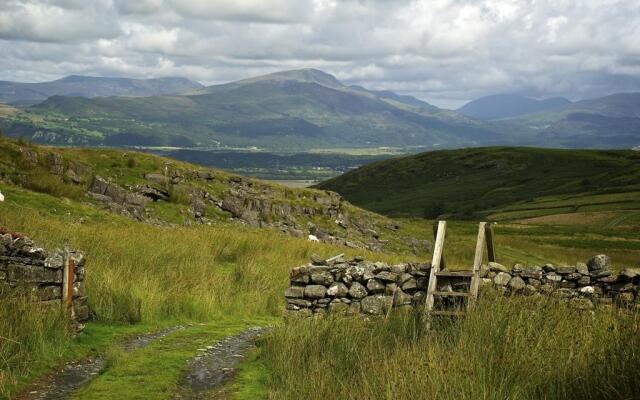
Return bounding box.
[316,147,640,220]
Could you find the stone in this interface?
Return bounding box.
[290,267,310,284]
[347,302,361,315]
[392,289,413,306]
[38,286,61,301]
[361,295,392,315]
[587,255,611,271]
[284,286,305,298]
[367,279,385,294]
[576,262,589,275]
[416,277,428,290]
[597,275,618,284]
[373,262,390,273]
[327,282,349,297]
[620,268,640,281]
[545,273,562,283]
[348,282,368,299]
[493,272,511,286]
[413,291,426,305]
[401,278,418,291]
[512,263,524,274]
[376,271,398,282]
[398,273,413,284]
[592,269,613,279]
[577,276,591,286]
[328,300,350,313]
[542,264,555,273]
[311,271,334,285]
[556,265,576,275]
[523,284,538,296]
[488,262,508,273]
[579,286,595,295]
[559,281,576,289]
[304,285,327,299]
[565,273,582,281]
[310,254,327,265]
[384,283,398,296]
[507,276,526,292]
[44,253,64,269]
[391,264,408,274]
[288,299,313,308]
[521,266,543,280]
[527,278,542,289]
[317,298,331,305]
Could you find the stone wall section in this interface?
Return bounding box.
[0,232,88,331]
[285,254,640,316]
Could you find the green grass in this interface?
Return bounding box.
[317,147,640,220]
[260,293,640,399]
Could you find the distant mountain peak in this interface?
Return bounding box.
[458,94,571,120]
[238,68,344,89]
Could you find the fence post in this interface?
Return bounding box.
[62,242,76,319]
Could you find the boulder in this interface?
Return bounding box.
[587,255,611,272]
[493,272,511,286]
[556,265,576,275]
[401,278,418,291]
[376,271,398,282]
[542,264,556,273]
[348,282,368,299]
[361,295,392,315]
[284,286,305,298]
[366,279,385,294]
[620,268,640,281]
[488,262,508,273]
[304,285,327,299]
[507,276,526,292]
[576,262,589,275]
[311,271,334,285]
[327,282,349,297]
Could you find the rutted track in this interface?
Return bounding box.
[174,326,269,400]
[15,326,184,400]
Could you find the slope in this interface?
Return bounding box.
[458,94,571,120]
[316,146,640,219]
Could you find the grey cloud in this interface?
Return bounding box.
[1,0,639,108]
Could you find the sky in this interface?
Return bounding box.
[1,0,639,109]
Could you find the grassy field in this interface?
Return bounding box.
[2,139,640,399]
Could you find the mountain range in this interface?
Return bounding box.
[0,69,638,150]
[0,75,203,106]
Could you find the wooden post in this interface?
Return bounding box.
[432,220,447,270]
[485,223,496,263]
[62,245,76,318]
[469,222,487,306]
[426,220,447,328]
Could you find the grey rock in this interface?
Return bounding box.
[348,282,368,299]
[327,282,349,297]
[288,299,313,308]
[577,276,591,286]
[565,273,582,281]
[311,271,334,285]
[542,264,556,273]
[393,289,413,306]
[304,285,327,299]
[620,268,640,281]
[401,278,418,291]
[507,276,526,292]
[556,265,577,275]
[328,300,350,313]
[545,273,562,283]
[493,272,511,286]
[576,262,589,275]
[488,262,508,273]
[361,295,393,315]
[376,271,397,282]
[367,279,385,294]
[384,283,398,296]
[521,266,543,280]
[284,286,305,298]
[587,254,611,271]
[310,254,327,265]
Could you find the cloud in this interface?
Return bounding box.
[1,0,639,108]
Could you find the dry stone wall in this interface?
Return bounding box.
[285,254,640,316]
[0,231,88,331]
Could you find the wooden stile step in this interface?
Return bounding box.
[436,270,474,278]
[432,291,469,297]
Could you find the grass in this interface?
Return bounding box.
[259,293,640,399]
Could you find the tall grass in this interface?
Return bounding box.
[261,293,640,399]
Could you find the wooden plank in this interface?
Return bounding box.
[469,222,487,306]
[432,220,446,270]
[485,223,496,263]
[62,250,76,319]
[425,220,447,323]
[432,291,469,297]
[436,271,474,278]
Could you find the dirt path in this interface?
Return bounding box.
[15,325,184,400]
[173,326,269,400]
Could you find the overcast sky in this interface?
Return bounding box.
[1,0,639,108]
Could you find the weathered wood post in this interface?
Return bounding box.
[62,241,76,319]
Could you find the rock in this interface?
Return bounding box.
[401,278,418,291]
[304,285,327,299]
[577,276,591,286]
[384,283,398,296]
[376,271,398,282]
[521,266,543,280]
[347,302,361,315]
[327,282,349,297]
[512,263,524,274]
[587,255,611,271]
[523,284,538,296]
[527,278,542,289]
[545,273,562,283]
[565,273,582,281]
[290,267,310,284]
[493,272,511,286]
[591,269,612,279]
[366,279,385,294]
[392,289,413,306]
[288,299,313,308]
[310,254,327,265]
[373,262,390,273]
[542,264,556,273]
[488,262,508,273]
[579,286,595,295]
[348,282,368,299]
[507,276,526,292]
[311,271,334,285]
[576,262,589,275]
[556,265,576,275]
[620,268,640,281]
[284,286,305,298]
[361,295,392,315]
[64,169,82,184]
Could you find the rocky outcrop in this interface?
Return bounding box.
[285,254,640,316]
[0,231,88,332]
[88,176,149,220]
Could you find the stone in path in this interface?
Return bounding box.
[174,326,269,400]
[15,325,184,400]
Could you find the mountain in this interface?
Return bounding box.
[0,68,500,149]
[0,75,204,106]
[458,94,571,120]
[316,147,640,219]
[499,93,640,148]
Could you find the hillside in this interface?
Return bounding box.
[458,94,571,120]
[316,147,640,220]
[0,75,203,106]
[0,136,431,255]
[0,69,500,149]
